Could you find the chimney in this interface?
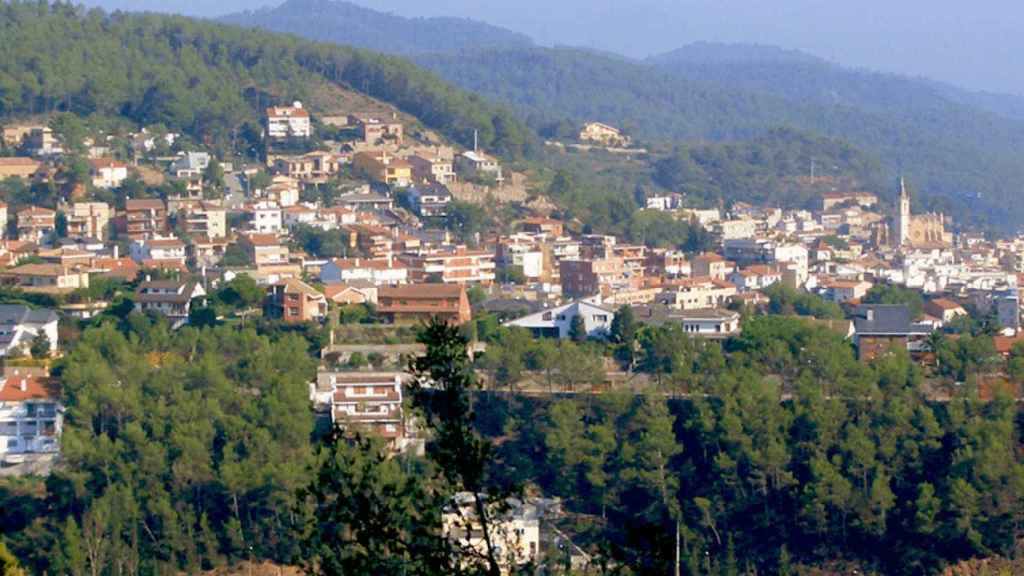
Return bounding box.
[19,378,27,392]
[113,244,119,259]
[145,274,152,283]
[866,309,875,321]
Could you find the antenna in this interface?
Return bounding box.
[473,129,478,153]
[810,157,815,181]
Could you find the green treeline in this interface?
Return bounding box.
[1,311,1023,574]
[0,1,536,159]
[480,316,1024,575]
[1,317,318,574]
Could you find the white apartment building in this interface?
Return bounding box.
[266,101,311,139]
[0,368,62,463]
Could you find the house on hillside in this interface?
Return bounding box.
[377,284,471,326]
[852,304,932,361]
[266,278,327,324]
[0,368,62,465]
[579,122,631,147]
[505,300,614,340]
[0,305,58,356]
[266,101,312,139]
[134,279,206,328]
[313,372,406,445]
[89,158,129,189]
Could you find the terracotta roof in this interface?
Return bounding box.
[242,233,282,247]
[90,158,127,169]
[0,373,57,402]
[125,198,165,210]
[380,283,464,300]
[0,157,41,167]
[17,206,55,216]
[927,298,965,311]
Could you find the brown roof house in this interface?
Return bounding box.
[266,278,327,324]
[377,283,471,326]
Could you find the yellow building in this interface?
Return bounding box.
[352,151,412,187]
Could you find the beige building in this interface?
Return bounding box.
[579,122,631,147]
[183,202,227,239]
[64,202,111,240]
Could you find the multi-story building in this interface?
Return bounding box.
[691,252,734,280]
[249,202,283,234]
[182,202,227,239]
[352,115,403,144]
[408,154,455,185]
[659,277,737,310]
[64,202,111,240]
[0,368,62,464]
[124,198,168,240]
[352,151,413,187]
[17,206,56,244]
[407,183,453,217]
[314,372,405,442]
[406,246,496,285]
[266,101,311,139]
[239,234,290,267]
[266,278,327,324]
[377,284,471,325]
[444,493,540,574]
[559,258,632,299]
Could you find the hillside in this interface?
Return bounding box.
[414,46,1024,230]
[219,0,535,55]
[0,2,536,159]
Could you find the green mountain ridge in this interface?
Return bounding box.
[0,1,536,160]
[218,0,536,55]
[415,45,1024,229]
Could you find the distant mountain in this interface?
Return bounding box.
[648,42,1024,122]
[219,0,534,55]
[415,45,1024,230]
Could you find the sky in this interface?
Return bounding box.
[79,0,1024,96]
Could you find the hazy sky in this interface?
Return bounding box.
[80,0,1024,95]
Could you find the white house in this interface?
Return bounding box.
[89,158,129,189]
[505,300,614,339]
[134,279,207,329]
[250,201,283,234]
[129,236,187,265]
[0,368,62,463]
[672,309,741,338]
[0,306,59,357]
[319,257,409,286]
[444,493,540,573]
[266,101,312,139]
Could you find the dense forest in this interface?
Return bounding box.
[0,1,537,159]
[220,0,535,55]
[4,299,1024,574]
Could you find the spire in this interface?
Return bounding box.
[899,175,909,201]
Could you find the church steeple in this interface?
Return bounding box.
[895,175,911,248]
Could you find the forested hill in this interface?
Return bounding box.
[0,1,536,159]
[219,0,535,55]
[648,42,1024,122]
[414,46,1024,230]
